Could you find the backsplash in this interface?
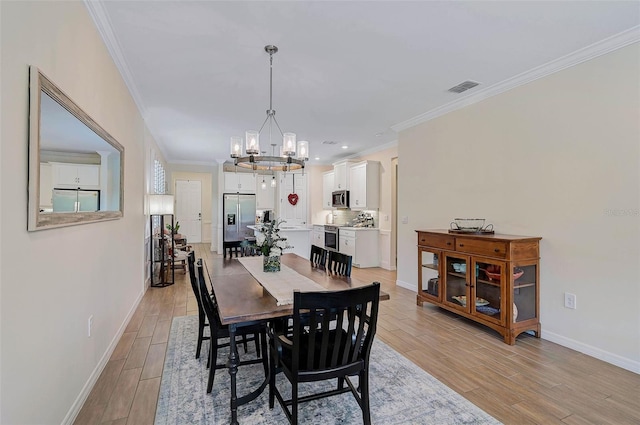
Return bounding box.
[330,210,378,227]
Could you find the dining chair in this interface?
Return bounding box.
[327,251,353,277]
[268,282,381,425]
[187,251,209,361]
[196,259,269,393]
[309,244,328,269]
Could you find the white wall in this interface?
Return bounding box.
[1,2,148,423]
[397,44,640,372]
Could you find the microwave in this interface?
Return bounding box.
[331,190,350,208]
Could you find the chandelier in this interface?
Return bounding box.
[230,45,309,171]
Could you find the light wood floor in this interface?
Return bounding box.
[74,244,640,425]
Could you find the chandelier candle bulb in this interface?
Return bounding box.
[297,140,309,160]
[283,132,296,156]
[230,137,243,158]
[245,131,259,155]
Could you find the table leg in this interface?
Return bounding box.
[228,323,239,425]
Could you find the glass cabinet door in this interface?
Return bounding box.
[474,259,505,324]
[443,254,470,311]
[512,263,538,324]
[419,248,441,301]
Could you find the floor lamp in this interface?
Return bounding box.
[149,194,175,287]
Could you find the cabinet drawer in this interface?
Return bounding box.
[340,229,356,238]
[455,239,507,259]
[418,233,454,250]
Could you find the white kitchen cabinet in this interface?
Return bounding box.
[278,172,307,225]
[39,163,54,207]
[333,160,356,190]
[322,171,334,209]
[339,228,379,268]
[52,163,100,188]
[348,160,380,210]
[312,225,324,248]
[256,176,275,210]
[224,172,256,193]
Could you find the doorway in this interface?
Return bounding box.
[391,157,398,270]
[175,180,202,243]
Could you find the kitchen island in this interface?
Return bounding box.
[248,225,311,259]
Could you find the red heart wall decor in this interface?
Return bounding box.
[288,193,299,206]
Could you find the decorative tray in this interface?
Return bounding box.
[448,229,495,235]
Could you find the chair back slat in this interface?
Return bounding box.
[291,282,380,373]
[327,251,352,277]
[196,260,222,331]
[310,245,328,269]
[187,252,206,320]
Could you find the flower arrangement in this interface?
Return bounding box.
[254,218,293,257]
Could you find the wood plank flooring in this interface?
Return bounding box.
[74,244,640,424]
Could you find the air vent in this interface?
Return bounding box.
[322,141,338,145]
[448,80,480,94]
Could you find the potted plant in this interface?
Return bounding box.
[254,218,292,272]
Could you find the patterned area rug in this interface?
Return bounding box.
[155,316,502,425]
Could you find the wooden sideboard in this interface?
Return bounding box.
[416,229,541,345]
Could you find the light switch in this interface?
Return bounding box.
[402,216,409,224]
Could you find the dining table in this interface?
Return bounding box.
[205,253,389,424]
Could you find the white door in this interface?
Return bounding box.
[175,180,202,243]
[278,172,307,225]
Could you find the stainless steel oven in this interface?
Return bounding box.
[324,225,339,251]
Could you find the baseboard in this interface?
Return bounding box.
[396,279,415,291]
[542,330,640,374]
[61,288,146,425]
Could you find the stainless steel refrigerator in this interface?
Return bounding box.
[52,188,100,212]
[223,193,256,245]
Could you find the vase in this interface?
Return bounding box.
[263,255,281,272]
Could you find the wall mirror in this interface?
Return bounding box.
[28,66,124,231]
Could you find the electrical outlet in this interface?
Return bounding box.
[564,293,576,309]
[88,315,94,337]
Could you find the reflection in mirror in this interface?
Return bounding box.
[28,66,124,231]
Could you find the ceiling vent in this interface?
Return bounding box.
[448,80,480,94]
[322,140,339,145]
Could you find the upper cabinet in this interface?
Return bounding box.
[278,172,307,225]
[224,172,256,193]
[52,163,100,189]
[322,171,334,210]
[256,177,276,210]
[333,160,356,190]
[348,160,380,210]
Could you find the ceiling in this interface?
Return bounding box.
[89,1,639,165]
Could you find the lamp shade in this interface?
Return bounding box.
[149,194,174,215]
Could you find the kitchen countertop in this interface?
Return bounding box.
[248,225,311,232]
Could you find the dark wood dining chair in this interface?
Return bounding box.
[187,251,209,360]
[327,251,353,277]
[269,282,381,425]
[309,244,328,269]
[196,259,269,393]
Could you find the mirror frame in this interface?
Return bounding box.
[28,66,125,231]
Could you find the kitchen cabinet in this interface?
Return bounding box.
[278,172,307,225]
[416,230,541,345]
[312,225,324,248]
[339,228,379,268]
[322,171,334,209]
[256,177,275,210]
[333,160,356,190]
[52,163,100,189]
[224,172,256,193]
[348,160,380,210]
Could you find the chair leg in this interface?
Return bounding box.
[196,314,204,359]
[260,330,269,378]
[360,370,371,425]
[291,381,298,425]
[207,339,218,393]
[268,340,276,409]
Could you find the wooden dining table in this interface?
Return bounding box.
[205,253,389,424]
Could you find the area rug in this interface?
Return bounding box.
[155,316,501,424]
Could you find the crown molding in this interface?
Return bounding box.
[344,140,398,160]
[83,0,172,160]
[392,25,640,132]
